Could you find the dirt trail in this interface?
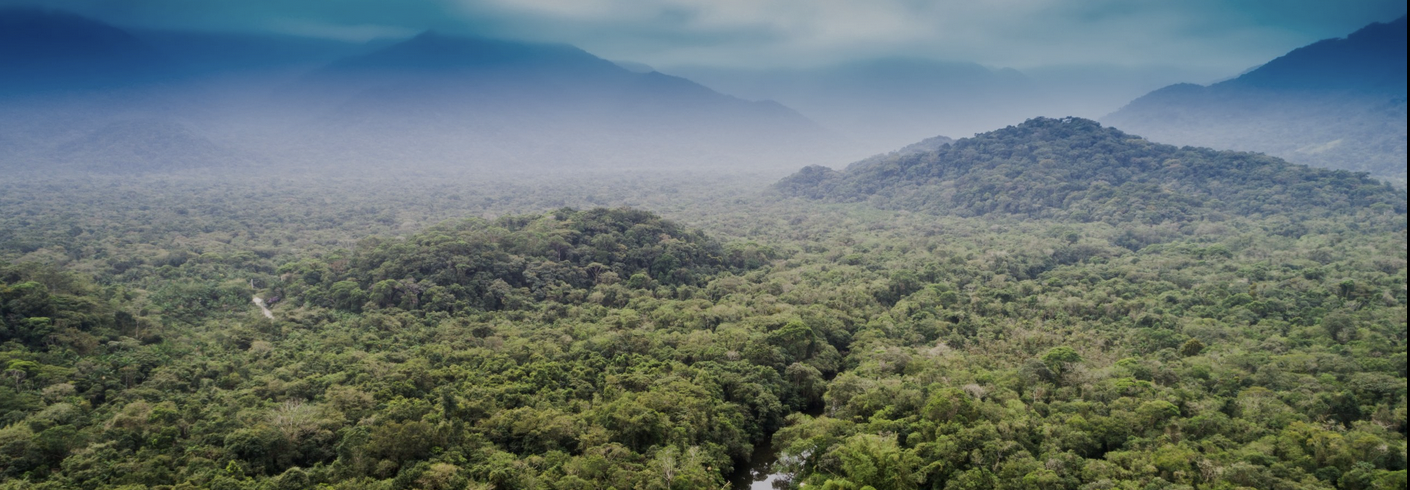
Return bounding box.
[252,296,275,320]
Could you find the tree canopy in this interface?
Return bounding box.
[776,117,1405,224]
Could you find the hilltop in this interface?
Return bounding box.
[777,117,1405,224]
[284,207,756,314]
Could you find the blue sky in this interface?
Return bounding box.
[5,0,1406,72]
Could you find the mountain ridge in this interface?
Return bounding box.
[0,6,180,94]
[1224,16,1407,94]
[0,10,843,173]
[271,30,838,170]
[1104,16,1407,183]
[777,117,1405,224]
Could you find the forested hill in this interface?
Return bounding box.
[0,174,1405,489]
[776,117,1405,224]
[842,134,955,172]
[279,208,768,315]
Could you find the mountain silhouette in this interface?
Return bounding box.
[277,31,836,170]
[1105,16,1407,183]
[0,7,179,94]
[303,31,809,120]
[1,12,845,173]
[127,29,372,73]
[1225,16,1406,95]
[54,119,240,172]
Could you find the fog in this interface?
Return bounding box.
[662,60,1234,150]
[1,10,857,180]
[1,6,1407,490]
[2,3,1406,183]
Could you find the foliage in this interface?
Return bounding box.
[283,207,756,314]
[776,117,1405,224]
[0,164,1403,489]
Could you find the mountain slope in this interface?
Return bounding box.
[271,31,837,171]
[0,7,179,94]
[0,12,847,174]
[777,117,1405,224]
[52,119,243,172]
[841,134,955,172]
[1105,17,1408,183]
[128,29,371,73]
[1227,16,1406,94]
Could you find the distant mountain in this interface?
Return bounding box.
[53,119,243,172]
[612,60,656,74]
[0,8,218,168]
[1,11,845,173]
[668,59,1040,154]
[0,7,179,94]
[1226,17,1406,94]
[314,31,612,77]
[777,117,1405,224]
[0,115,245,175]
[127,29,374,73]
[275,31,838,170]
[301,31,811,120]
[1105,16,1407,183]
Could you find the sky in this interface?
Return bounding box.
[4,0,1406,73]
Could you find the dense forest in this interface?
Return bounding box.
[3,3,1407,490]
[0,122,1406,490]
[776,118,1404,224]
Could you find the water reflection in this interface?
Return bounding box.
[728,438,792,490]
[730,405,823,489]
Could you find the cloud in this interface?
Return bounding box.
[453,0,1406,70]
[3,0,1404,72]
[265,19,418,43]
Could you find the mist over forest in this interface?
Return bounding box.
[1,2,1406,490]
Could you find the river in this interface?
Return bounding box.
[728,403,824,489]
[728,435,792,490]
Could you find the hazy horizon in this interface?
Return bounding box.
[1,4,1407,490]
[2,2,1405,177]
[5,1,1404,148]
[3,0,1403,72]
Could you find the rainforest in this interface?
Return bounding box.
[2,118,1406,489]
[1,3,1407,490]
